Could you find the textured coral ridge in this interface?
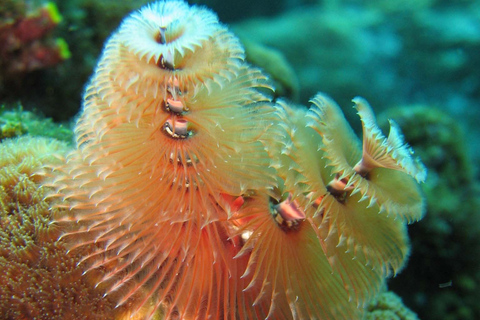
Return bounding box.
[0,137,120,319]
[47,1,426,319]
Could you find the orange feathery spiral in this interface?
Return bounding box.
[48,0,277,318]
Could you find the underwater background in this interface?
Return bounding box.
[0,0,479,319]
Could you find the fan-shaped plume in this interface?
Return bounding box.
[353,97,427,183]
[315,192,410,277]
[307,94,362,182]
[268,100,328,205]
[307,93,426,223]
[264,100,411,310]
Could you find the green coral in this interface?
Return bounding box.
[366,290,420,320]
[0,117,27,141]
[0,104,73,143]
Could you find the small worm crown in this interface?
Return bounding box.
[48,1,427,319]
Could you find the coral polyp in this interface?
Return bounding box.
[46,1,426,319]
